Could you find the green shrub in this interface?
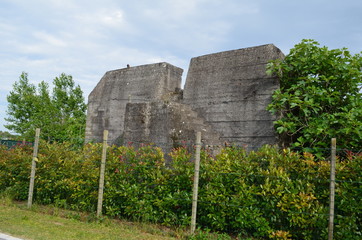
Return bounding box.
[0,144,32,200]
[0,142,360,239]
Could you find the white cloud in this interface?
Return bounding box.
[0,0,361,132]
[0,22,17,37]
[13,32,69,59]
[75,8,127,30]
[33,31,67,47]
[45,0,78,9]
[142,0,198,21]
[102,10,124,26]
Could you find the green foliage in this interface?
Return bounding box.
[0,144,32,199]
[0,143,361,239]
[5,72,86,145]
[267,39,362,154]
[0,130,18,140]
[5,72,38,138]
[51,74,87,143]
[333,154,362,239]
[104,144,167,222]
[188,228,232,240]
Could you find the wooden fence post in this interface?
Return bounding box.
[328,138,336,240]
[191,132,202,234]
[97,130,108,217]
[27,128,40,208]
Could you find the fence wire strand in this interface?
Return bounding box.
[1,135,361,233]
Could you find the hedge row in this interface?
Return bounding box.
[0,142,361,239]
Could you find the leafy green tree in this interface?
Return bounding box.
[49,73,87,143]
[5,72,38,138]
[5,72,87,144]
[267,39,362,155]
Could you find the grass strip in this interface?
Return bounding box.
[0,200,179,240]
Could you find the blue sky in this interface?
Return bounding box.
[0,0,361,133]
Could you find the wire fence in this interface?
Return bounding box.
[1,128,361,239]
[0,139,34,148]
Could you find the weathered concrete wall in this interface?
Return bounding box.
[183,44,284,148]
[123,101,222,155]
[85,62,183,144]
[85,44,284,151]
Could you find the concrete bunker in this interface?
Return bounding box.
[85,44,284,151]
